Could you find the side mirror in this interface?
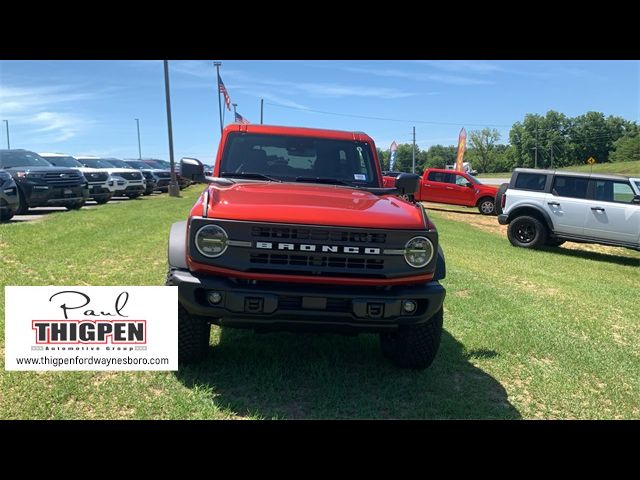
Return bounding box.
[395,173,420,196]
[632,195,640,205]
[466,182,474,188]
[180,157,205,183]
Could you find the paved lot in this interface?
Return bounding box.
[479,177,510,185]
[7,195,150,223]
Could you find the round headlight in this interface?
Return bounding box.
[195,224,229,258]
[404,236,434,268]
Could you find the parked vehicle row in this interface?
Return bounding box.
[0,149,192,221]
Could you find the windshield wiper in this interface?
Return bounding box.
[220,172,282,182]
[294,177,357,187]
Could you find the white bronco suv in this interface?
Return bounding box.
[497,168,640,250]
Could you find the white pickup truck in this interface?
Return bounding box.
[497,168,640,250]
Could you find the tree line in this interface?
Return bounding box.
[378,110,639,174]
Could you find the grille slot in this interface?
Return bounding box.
[277,295,351,312]
[250,253,384,270]
[251,226,386,244]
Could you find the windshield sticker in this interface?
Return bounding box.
[354,174,367,181]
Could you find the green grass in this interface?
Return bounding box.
[477,160,640,178]
[1,189,639,419]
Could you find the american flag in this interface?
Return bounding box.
[234,111,250,124]
[218,73,231,111]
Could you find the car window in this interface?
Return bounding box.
[427,171,448,183]
[454,174,471,186]
[514,173,547,191]
[552,176,588,199]
[593,180,636,203]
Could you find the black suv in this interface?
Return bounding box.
[0,149,88,214]
[0,169,20,221]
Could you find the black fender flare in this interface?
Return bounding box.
[507,204,554,232]
[168,221,188,269]
[433,245,446,281]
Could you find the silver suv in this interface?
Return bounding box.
[497,168,640,250]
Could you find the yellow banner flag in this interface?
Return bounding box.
[455,127,467,172]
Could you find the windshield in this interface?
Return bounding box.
[468,174,483,184]
[220,133,379,187]
[633,180,640,194]
[41,156,83,168]
[103,159,133,169]
[0,151,52,168]
[143,160,168,169]
[125,160,150,169]
[79,158,117,169]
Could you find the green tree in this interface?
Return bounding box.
[609,132,640,163]
[468,128,501,173]
[393,143,420,172]
[424,144,457,169]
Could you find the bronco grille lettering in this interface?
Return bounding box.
[255,241,382,255]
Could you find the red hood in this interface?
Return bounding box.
[194,182,426,229]
[477,183,499,194]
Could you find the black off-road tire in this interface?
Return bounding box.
[477,197,496,215]
[380,308,443,369]
[177,305,211,364]
[0,209,15,221]
[507,215,548,248]
[127,193,141,199]
[166,268,211,364]
[494,183,509,215]
[94,195,111,205]
[16,189,29,215]
[65,201,85,210]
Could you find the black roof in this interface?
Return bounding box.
[514,168,632,182]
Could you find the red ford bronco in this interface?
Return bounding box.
[167,124,447,369]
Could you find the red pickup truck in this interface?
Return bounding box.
[384,168,498,215]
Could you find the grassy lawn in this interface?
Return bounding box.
[1,189,639,419]
[477,160,640,178]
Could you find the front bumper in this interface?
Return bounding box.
[1,186,19,213]
[19,182,88,207]
[497,214,509,225]
[168,268,446,332]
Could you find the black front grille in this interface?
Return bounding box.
[85,172,109,182]
[156,172,171,178]
[250,253,384,270]
[42,171,84,187]
[142,171,154,180]
[251,226,387,244]
[120,172,143,181]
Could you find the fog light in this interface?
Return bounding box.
[207,291,222,305]
[402,300,417,313]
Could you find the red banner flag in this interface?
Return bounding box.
[455,127,466,172]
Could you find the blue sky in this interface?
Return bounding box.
[1,60,638,164]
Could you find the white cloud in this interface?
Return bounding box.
[344,66,493,86]
[0,84,97,142]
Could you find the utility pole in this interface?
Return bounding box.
[135,118,142,159]
[163,60,180,198]
[534,130,538,169]
[412,126,416,174]
[3,120,9,149]
[260,98,264,124]
[214,62,223,135]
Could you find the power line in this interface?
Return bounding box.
[264,102,512,128]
